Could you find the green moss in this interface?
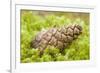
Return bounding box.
[20,10,90,63]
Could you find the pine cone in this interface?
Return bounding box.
[30,24,82,55]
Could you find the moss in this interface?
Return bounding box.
[20,10,90,63]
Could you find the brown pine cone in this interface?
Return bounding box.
[30,24,82,55]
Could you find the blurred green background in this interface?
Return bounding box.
[20,10,90,63]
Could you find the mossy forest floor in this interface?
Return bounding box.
[21,10,90,63]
